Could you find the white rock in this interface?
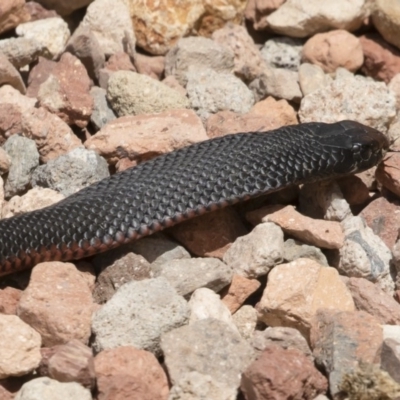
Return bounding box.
[232,305,258,340]
[298,63,332,96]
[261,37,304,71]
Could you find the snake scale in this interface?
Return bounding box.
[0,120,389,276]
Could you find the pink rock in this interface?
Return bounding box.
[0,0,30,35]
[241,345,328,400]
[37,52,93,128]
[359,196,400,249]
[17,262,94,347]
[169,207,248,259]
[336,175,370,206]
[133,53,165,80]
[85,109,207,165]
[360,34,400,83]
[94,346,169,400]
[302,30,364,73]
[389,73,400,110]
[0,286,22,315]
[376,152,400,198]
[25,2,59,21]
[104,52,136,72]
[26,56,57,98]
[0,103,23,142]
[244,0,285,30]
[256,204,344,249]
[0,52,25,93]
[221,274,261,314]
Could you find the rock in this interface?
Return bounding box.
[376,152,400,198]
[241,345,328,400]
[299,72,396,133]
[360,196,400,249]
[168,207,247,259]
[156,258,233,298]
[162,75,186,96]
[283,238,328,266]
[302,30,363,73]
[0,85,36,111]
[32,147,109,197]
[249,96,298,122]
[25,1,59,21]
[17,262,94,347]
[244,0,285,31]
[336,175,371,206]
[0,314,41,378]
[372,0,400,51]
[252,326,313,361]
[335,216,393,293]
[3,135,39,198]
[16,17,70,59]
[212,23,267,82]
[0,52,26,94]
[223,222,284,278]
[298,63,332,96]
[261,37,304,71]
[186,67,254,121]
[0,147,11,175]
[133,53,165,80]
[0,37,48,69]
[89,86,116,130]
[389,74,400,111]
[0,0,30,35]
[46,340,95,389]
[345,277,400,325]
[249,67,302,103]
[3,187,64,218]
[125,0,205,55]
[26,56,56,98]
[0,103,23,141]
[93,252,152,304]
[94,346,169,400]
[381,338,400,384]
[188,288,238,334]
[92,277,189,355]
[37,52,93,128]
[0,286,22,314]
[360,33,400,83]
[257,258,355,338]
[65,25,105,82]
[107,70,189,117]
[232,305,258,340]
[80,0,135,58]
[104,51,135,72]
[221,274,261,314]
[266,0,370,37]
[14,377,91,400]
[169,371,236,400]
[311,310,383,396]
[165,36,234,87]
[161,318,254,388]
[21,107,83,163]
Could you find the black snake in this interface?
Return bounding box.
[0,120,389,276]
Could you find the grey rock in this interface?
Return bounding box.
[298,62,332,96]
[223,222,284,278]
[261,37,304,71]
[186,68,254,121]
[32,147,109,196]
[130,234,191,271]
[3,135,39,198]
[165,36,234,86]
[92,277,189,356]
[249,67,302,103]
[0,37,49,69]
[161,318,254,388]
[15,377,91,400]
[381,338,400,384]
[283,238,328,266]
[107,70,190,117]
[156,258,233,297]
[89,86,116,131]
[232,305,257,341]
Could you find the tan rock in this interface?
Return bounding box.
[261,205,344,249]
[302,30,363,73]
[26,56,57,98]
[257,258,355,338]
[0,84,36,112]
[30,0,92,16]
[345,277,400,325]
[133,53,165,80]
[17,262,94,347]
[37,52,93,128]
[21,107,82,163]
[169,208,247,259]
[94,346,169,400]
[162,75,186,96]
[372,0,400,51]
[126,0,205,55]
[0,286,22,314]
[359,196,400,249]
[0,314,41,378]
[0,103,22,143]
[104,52,135,72]
[0,0,30,35]
[241,345,328,400]
[244,0,285,31]
[85,109,207,165]
[25,2,59,21]
[389,74,400,111]
[0,52,25,93]
[221,274,261,313]
[3,187,64,218]
[360,34,400,84]
[376,152,400,198]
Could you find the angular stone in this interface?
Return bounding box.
[376,152,400,198]
[0,52,25,94]
[283,238,328,266]
[244,0,285,31]
[89,86,116,131]
[26,56,57,98]
[232,305,257,340]
[0,286,22,314]
[381,338,400,384]
[299,63,332,96]
[132,53,164,80]
[261,36,303,71]
[0,0,30,35]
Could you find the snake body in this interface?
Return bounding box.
[0,120,388,276]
